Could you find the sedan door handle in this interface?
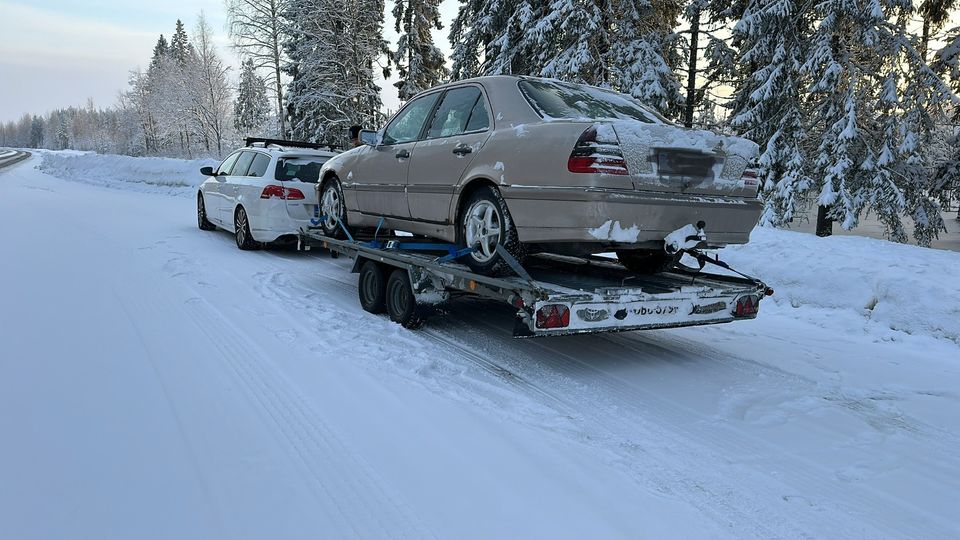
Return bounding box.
[395,149,410,159]
[452,145,472,156]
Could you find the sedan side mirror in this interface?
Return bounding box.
[359,129,379,146]
[200,166,215,176]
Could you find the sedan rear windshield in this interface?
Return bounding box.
[275,156,329,183]
[518,79,669,124]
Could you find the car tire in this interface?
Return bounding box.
[358,260,387,314]
[456,185,525,276]
[616,249,670,274]
[385,269,426,329]
[234,206,260,250]
[319,177,349,239]
[197,192,216,231]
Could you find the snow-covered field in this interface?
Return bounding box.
[1,151,958,539]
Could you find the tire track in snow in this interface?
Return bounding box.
[159,271,434,539]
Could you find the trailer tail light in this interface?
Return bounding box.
[261,185,305,200]
[568,126,628,175]
[741,168,759,187]
[536,304,571,329]
[733,294,760,318]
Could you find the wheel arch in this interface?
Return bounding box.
[452,176,501,229]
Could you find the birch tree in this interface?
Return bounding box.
[226,0,289,137]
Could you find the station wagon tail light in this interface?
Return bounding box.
[536,304,571,329]
[568,126,628,175]
[260,185,305,200]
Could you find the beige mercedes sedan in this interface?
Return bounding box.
[317,75,763,275]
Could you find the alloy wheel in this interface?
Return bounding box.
[463,199,502,263]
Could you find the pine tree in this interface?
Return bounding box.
[729,0,813,228]
[234,58,271,135]
[449,0,549,79]
[284,0,389,144]
[170,20,191,66]
[150,35,169,69]
[393,0,448,100]
[802,0,953,243]
[932,28,960,220]
[450,0,683,112]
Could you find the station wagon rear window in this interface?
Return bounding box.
[519,79,668,124]
[276,156,328,183]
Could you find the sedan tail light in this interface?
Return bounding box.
[261,185,305,200]
[741,168,760,188]
[568,126,628,175]
[536,304,571,329]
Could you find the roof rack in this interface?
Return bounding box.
[244,137,339,152]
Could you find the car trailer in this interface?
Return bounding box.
[298,225,773,338]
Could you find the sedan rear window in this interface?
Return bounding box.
[276,156,328,183]
[518,79,668,124]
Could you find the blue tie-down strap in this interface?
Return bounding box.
[436,247,476,263]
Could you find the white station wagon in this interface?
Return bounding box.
[197,138,338,249]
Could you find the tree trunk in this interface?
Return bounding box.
[921,17,931,61]
[816,205,834,237]
[684,8,701,128]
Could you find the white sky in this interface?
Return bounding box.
[0,0,460,122]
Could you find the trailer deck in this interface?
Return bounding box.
[299,227,770,337]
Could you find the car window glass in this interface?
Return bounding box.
[217,152,241,175]
[276,156,329,183]
[464,96,490,132]
[426,87,483,139]
[382,93,441,145]
[518,79,668,125]
[231,152,256,177]
[247,153,271,177]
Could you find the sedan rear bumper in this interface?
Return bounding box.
[501,186,762,247]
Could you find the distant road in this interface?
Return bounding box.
[0,150,30,171]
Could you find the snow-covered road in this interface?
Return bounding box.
[2,153,958,539]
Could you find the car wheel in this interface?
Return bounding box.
[616,249,670,274]
[358,260,387,314]
[385,269,426,329]
[234,206,260,250]
[456,185,525,276]
[319,177,349,239]
[197,192,215,231]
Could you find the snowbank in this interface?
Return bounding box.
[37,150,218,197]
[722,227,960,345]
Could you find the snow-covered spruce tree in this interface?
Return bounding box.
[449,0,548,79]
[226,0,290,137]
[932,27,960,219]
[393,0,448,100]
[150,35,169,69]
[919,0,958,59]
[283,0,389,144]
[802,0,954,243]
[234,58,272,136]
[450,0,683,113]
[170,20,193,66]
[676,0,744,127]
[728,0,813,229]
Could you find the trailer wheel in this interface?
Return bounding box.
[358,260,387,314]
[386,269,426,329]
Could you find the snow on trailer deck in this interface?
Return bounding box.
[300,229,769,336]
[2,151,960,539]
